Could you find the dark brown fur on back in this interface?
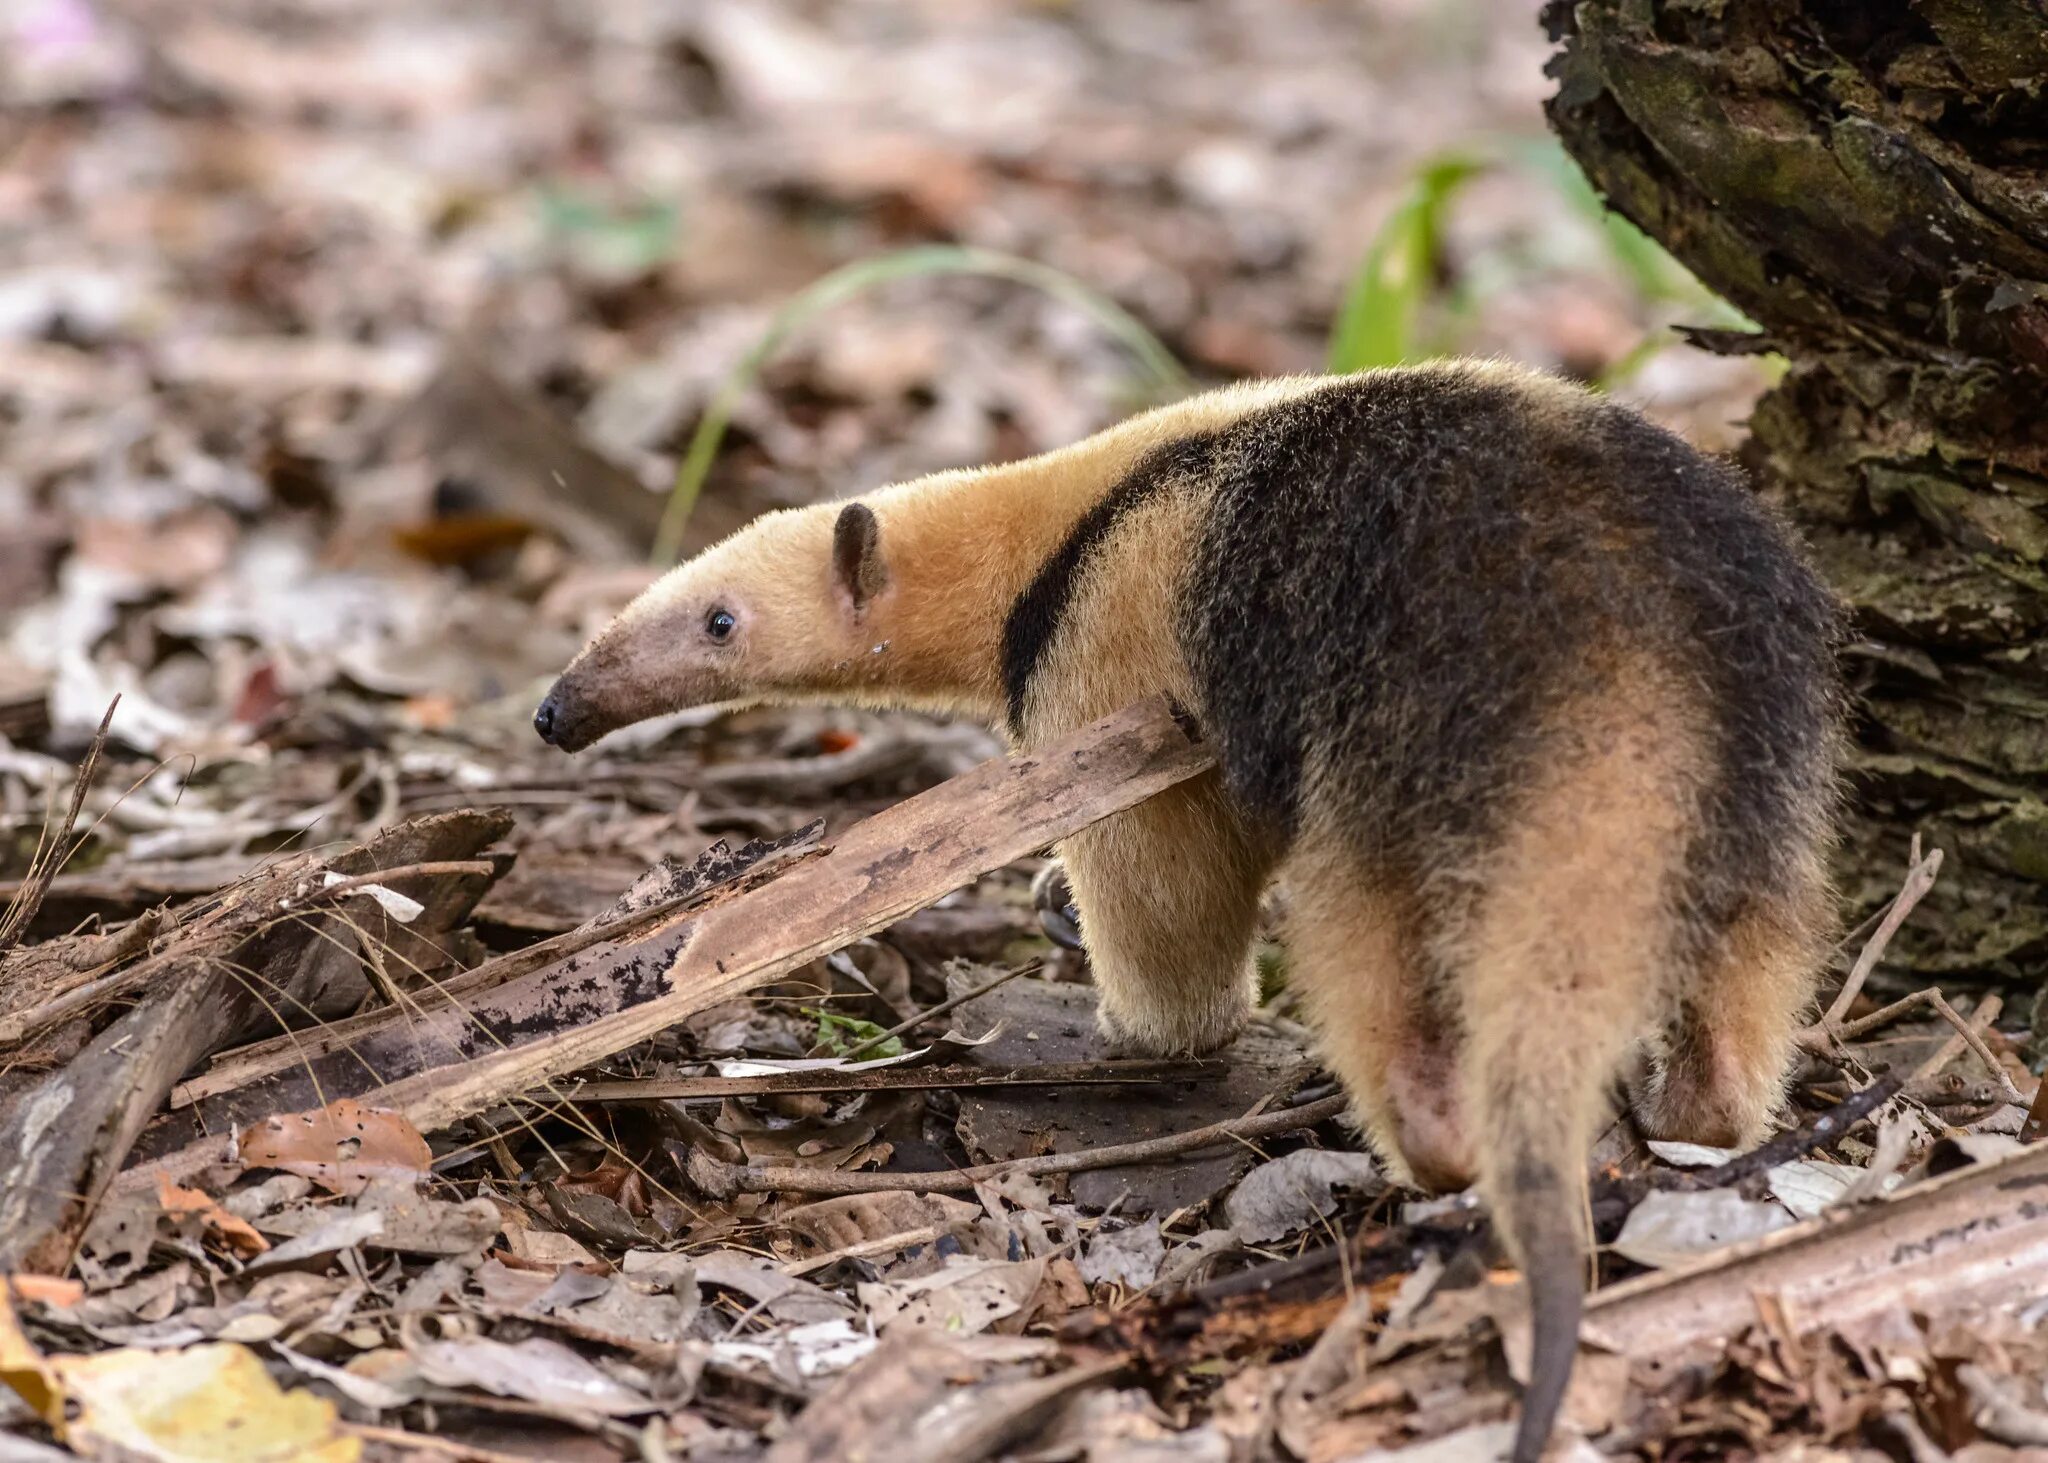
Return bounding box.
[1177,372,1840,928]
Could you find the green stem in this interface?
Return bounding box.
[652,246,1190,565]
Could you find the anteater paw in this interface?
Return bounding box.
[1094,998,1246,1058]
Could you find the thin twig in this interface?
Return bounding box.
[1818,841,1942,1028]
[1808,1075,2016,1111]
[833,959,1041,1062]
[1829,986,1951,1043]
[560,1057,1219,1103]
[342,1422,550,1463]
[306,860,500,903]
[691,1094,1349,1197]
[1661,1073,1904,1193]
[2023,1070,2048,1144]
[0,697,117,953]
[1807,985,2024,1104]
[781,1223,956,1276]
[1908,992,2016,1100]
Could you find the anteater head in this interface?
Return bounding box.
[534,501,892,752]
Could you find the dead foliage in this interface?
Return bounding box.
[3,0,2044,1459]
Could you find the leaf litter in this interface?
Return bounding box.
[1,0,2045,1457]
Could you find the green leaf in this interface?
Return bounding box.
[803,1006,906,1060]
[537,184,681,278]
[1327,154,1485,373]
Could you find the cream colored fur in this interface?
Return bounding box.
[562,374,1348,727]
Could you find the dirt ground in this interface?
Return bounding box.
[3,2,2044,1460]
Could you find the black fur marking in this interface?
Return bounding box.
[1180,370,1840,909]
[833,501,885,609]
[1000,437,1217,734]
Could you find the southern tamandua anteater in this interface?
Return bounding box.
[534,364,1841,1460]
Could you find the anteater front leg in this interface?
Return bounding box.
[1058,771,1273,1056]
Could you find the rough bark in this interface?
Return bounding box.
[1546,0,2048,989]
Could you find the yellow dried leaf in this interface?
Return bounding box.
[54,1341,359,1462]
[0,1285,60,1425]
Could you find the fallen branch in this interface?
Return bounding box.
[124,696,1214,1186]
[687,1094,1349,1197]
[557,1058,1221,1103]
[1293,1133,2048,1459]
[167,823,826,1111]
[1587,1135,2048,1360]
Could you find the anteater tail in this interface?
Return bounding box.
[1493,1135,1588,1463]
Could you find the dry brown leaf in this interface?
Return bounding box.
[781,1191,982,1252]
[5,1276,83,1308]
[499,1229,600,1269]
[155,1173,270,1258]
[237,1099,432,1196]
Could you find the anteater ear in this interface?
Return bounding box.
[832,502,887,612]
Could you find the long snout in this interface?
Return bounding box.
[532,667,617,753]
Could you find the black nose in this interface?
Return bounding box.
[533,694,560,745]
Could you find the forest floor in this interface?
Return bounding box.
[3,1,2046,1460]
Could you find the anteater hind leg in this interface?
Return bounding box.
[1281,842,1474,1192]
[1059,769,1274,1056]
[1634,880,1828,1149]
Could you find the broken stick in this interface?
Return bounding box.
[123,695,1214,1186]
[688,1094,1350,1197]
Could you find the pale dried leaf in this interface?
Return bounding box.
[1646,1140,1737,1168]
[1223,1149,1383,1244]
[693,1250,851,1324]
[1610,1188,1795,1269]
[406,1334,654,1417]
[709,1317,878,1381]
[1767,1159,1867,1219]
[1078,1217,1165,1289]
[857,1256,1044,1337]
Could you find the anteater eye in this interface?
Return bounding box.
[705,608,736,642]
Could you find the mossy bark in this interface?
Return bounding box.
[1545,0,2048,986]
